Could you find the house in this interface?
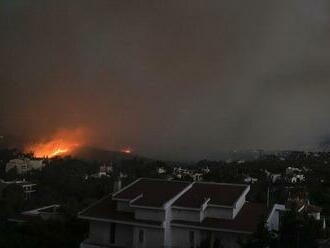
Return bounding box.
[243,176,258,184]
[78,178,268,248]
[290,174,305,184]
[270,174,282,183]
[267,194,325,232]
[157,167,166,174]
[19,181,37,200]
[266,204,286,231]
[191,173,203,181]
[202,167,210,174]
[88,165,115,179]
[0,179,36,200]
[22,204,64,221]
[6,158,45,174]
[100,164,113,174]
[8,204,64,223]
[286,167,302,175]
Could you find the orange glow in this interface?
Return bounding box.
[120,148,132,154]
[25,128,87,158]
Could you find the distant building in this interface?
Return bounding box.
[157,167,166,174]
[191,173,203,181]
[6,158,44,174]
[290,174,305,184]
[8,204,64,223]
[100,164,112,173]
[0,179,36,200]
[286,167,302,175]
[267,195,325,232]
[23,204,64,221]
[202,167,210,174]
[79,178,268,248]
[20,181,36,200]
[89,165,112,179]
[244,176,258,184]
[270,174,282,183]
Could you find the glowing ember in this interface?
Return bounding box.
[120,148,132,154]
[25,128,87,158]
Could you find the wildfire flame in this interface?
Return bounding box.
[25,128,87,158]
[120,147,133,154]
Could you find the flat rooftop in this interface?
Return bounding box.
[113,178,191,208]
[173,182,248,209]
[79,196,162,227]
[172,202,266,234]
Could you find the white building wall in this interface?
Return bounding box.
[205,206,233,219]
[5,158,44,174]
[133,226,164,248]
[28,160,44,170]
[309,212,321,220]
[134,208,165,222]
[164,207,172,247]
[172,208,200,222]
[233,194,246,218]
[6,159,27,173]
[171,227,200,248]
[266,204,286,231]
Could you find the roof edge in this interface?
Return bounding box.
[78,215,163,229]
[112,178,142,198]
[171,222,253,234]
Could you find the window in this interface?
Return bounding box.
[138,229,144,243]
[189,231,195,248]
[110,223,116,243]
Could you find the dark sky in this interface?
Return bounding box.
[1,0,330,160]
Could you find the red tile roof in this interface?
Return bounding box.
[113,178,191,208]
[172,202,266,233]
[173,182,248,209]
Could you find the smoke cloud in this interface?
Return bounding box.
[1,0,329,160]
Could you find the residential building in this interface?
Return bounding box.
[0,179,36,200]
[191,173,203,181]
[286,167,302,175]
[79,178,267,248]
[243,176,258,184]
[6,158,45,174]
[8,204,64,223]
[267,194,325,232]
[157,167,167,175]
[270,174,282,184]
[20,181,37,200]
[266,204,286,232]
